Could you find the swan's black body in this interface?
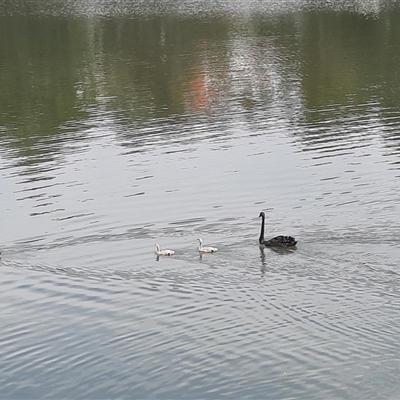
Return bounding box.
[259,212,297,247]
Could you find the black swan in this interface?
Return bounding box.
[198,238,218,253]
[259,211,297,247]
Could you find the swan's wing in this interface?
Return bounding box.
[265,235,297,247]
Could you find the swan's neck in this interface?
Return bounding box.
[259,215,265,243]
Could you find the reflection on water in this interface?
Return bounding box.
[1,1,400,398]
[0,0,391,17]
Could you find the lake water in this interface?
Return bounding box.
[1,1,400,398]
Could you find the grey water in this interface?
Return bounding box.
[1,0,400,398]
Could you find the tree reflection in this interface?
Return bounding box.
[1,8,400,168]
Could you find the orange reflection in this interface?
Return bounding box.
[185,65,212,112]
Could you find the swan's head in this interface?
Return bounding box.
[155,244,161,252]
[259,211,265,218]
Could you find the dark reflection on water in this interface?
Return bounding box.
[2,10,400,154]
[2,1,400,399]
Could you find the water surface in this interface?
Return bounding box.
[1,1,400,398]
